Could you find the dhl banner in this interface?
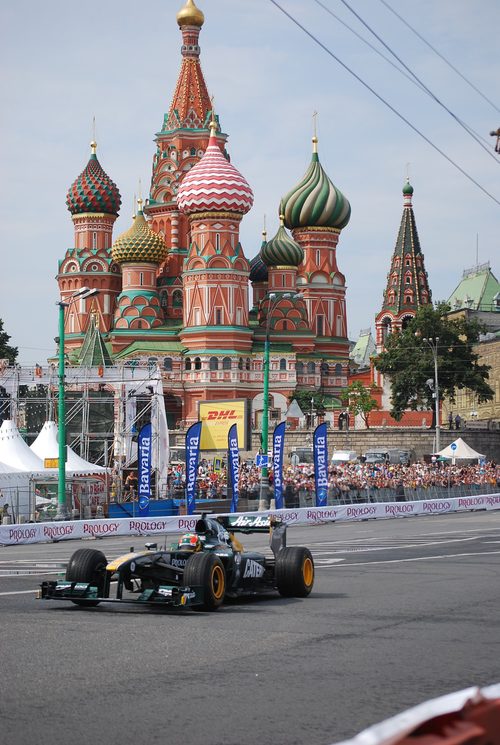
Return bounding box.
[198,399,248,451]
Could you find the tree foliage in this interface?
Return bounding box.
[0,319,18,363]
[375,303,493,421]
[340,380,379,428]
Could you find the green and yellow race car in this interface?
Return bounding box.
[38,514,314,611]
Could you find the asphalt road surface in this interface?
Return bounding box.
[1,510,500,745]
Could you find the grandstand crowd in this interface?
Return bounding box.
[163,458,500,505]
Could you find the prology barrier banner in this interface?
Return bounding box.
[1,493,500,545]
[228,423,240,513]
[272,421,286,509]
[137,423,152,516]
[313,422,328,507]
[185,421,202,515]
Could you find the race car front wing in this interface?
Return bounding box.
[37,580,205,609]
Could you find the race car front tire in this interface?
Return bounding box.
[184,552,226,611]
[65,548,108,606]
[275,547,314,598]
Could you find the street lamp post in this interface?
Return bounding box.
[423,337,440,453]
[56,287,100,520]
[258,292,296,511]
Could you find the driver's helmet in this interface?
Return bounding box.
[177,532,202,552]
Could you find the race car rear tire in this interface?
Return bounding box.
[275,547,314,598]
[65,548,107,606]
[184,552,226,611]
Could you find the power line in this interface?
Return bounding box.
[268,0,500,208]
[335,0,498,162]
[377,0,500,115]
[313,0,493,153]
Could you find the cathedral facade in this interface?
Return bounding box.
[57,0,352,430]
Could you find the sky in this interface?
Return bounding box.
[1,0,499,366]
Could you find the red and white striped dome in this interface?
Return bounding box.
[177,129,253,215]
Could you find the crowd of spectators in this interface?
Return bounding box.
[164,458,500,505]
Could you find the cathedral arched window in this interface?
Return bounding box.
[190,147,196,156]
[245,358,251,370]
[194,357,201,370]
[185,357,192,371]
[172,290,183,308]
[160,291,168,307]
[382,318,392,342]
[163,357,172,371]
[222,357,231,370]
[321,362,330,375]
[279,358,287,371]
[238,358,243,370]
[405,276,411,284]
[307,361,316,374]
[296,361,304,374]
[405,259,411,267]
[334,363,342,376]
[209,357,218,371]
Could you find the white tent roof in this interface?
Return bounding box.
[0,420,46,472]
[30,420,108,475]
[437,437,486,460]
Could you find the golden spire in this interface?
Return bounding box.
[262,214,267,239]
[91,116,97,155]
[176,0,204,28]
[279,213,285,227]
[209,96,217,136]
[312,111,318,153]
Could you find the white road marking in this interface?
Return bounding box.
[324,549,500,567]
[0,589,39,596]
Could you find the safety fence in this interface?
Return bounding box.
[1,491,500,546]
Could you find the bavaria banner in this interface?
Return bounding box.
[185,421,202,515]
[227,423,240,513]
[313,422,328,507]
[138,423,152,516]
[272,421,286,509]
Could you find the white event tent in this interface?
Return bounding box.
[436,437,486,461]
[30,420,108,475]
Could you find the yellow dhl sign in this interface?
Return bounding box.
[44,458,59,468]
[198,400,247,451]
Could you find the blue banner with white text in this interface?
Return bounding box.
[138,423,152,516]
[185,421,202,515]
[313,422,328,507]
[228,423,240,513]
[272,421,286,509]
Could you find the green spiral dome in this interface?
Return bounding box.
[261,220,304,267]
[111,209,167,264]
[280,139,351,230]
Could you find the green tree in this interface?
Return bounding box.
[340,380,379,428]
[375,303,493,421]
[0,319,18,364]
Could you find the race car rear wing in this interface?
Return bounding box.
[217,514,287,556]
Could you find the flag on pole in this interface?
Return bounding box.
[313,422,328,507]
[272,421,286,509]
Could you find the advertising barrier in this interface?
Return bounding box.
[1,493,500,546]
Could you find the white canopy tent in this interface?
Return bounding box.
[436,437,486,461]
[0,419,46,471]
[30,420,108,475]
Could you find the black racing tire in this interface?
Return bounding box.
[275,547,314,598]
[184,552,226,611]
[65,548,108,606]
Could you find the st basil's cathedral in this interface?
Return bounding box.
[57,0,431,430]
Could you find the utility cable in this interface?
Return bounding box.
[336,0,498,161]
[268,0,500,207]
[377,0,500,115]
[314,0,493,152]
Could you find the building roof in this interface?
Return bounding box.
[280,137,350,231]
[78,316,113,367]
[350,328,375,369]
[66,143,121,217]
[262,217,303,267]
[447,262,500,312]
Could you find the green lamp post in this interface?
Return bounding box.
[56,287,99,520]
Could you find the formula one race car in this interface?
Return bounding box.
[38,514,314,612]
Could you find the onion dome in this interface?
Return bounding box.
[111,200,167,264]
[280,137,350,230]
[403,178,414,196]
[177,120,254,215]
[176,0,204,27]
[249,232,269,282]
[66,141,121,216]
[262,216,304,267]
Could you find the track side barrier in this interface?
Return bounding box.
[1,493,500,546]
[332,683,500,745]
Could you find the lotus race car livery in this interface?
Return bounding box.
[38,514,315,611]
